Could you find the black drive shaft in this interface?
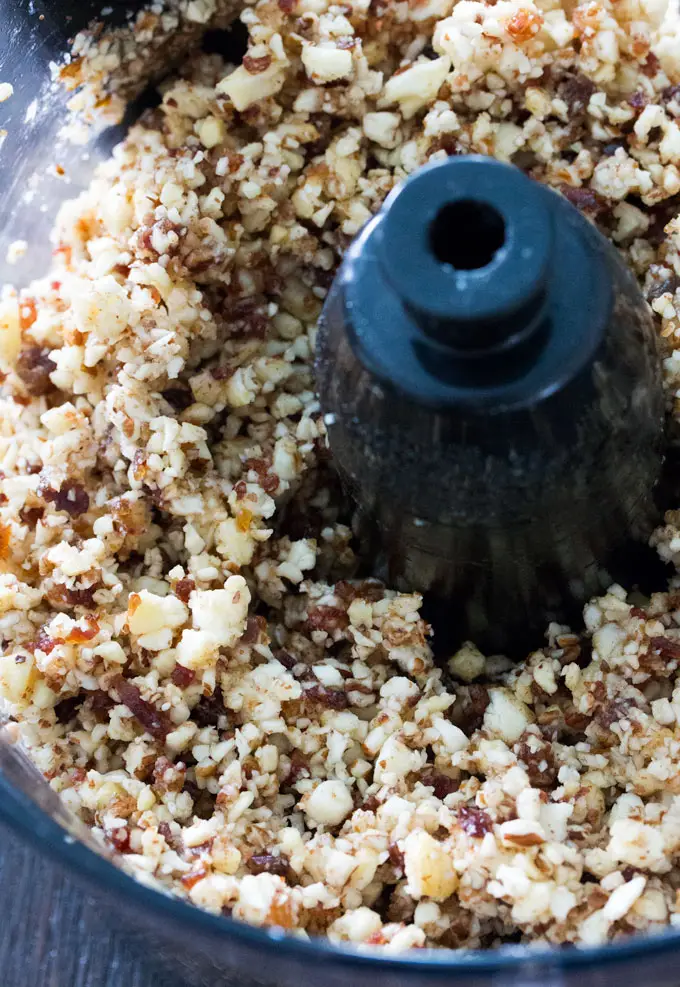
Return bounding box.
[316,156,666,656]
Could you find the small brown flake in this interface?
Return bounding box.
[303,683,349,709]
[558,184,606,217]
[458,806,493,837]
[174,577,196,604]
[420,770,460,799]
[111,675,172,740]
[388,842,405,872]
[247,853,291,878]
[171,664,196,688]
[243,53,272,74]
[16,347,57,396]
[38,478,90,517]
[192,687,227,728]
[649,636,680,662]
[306,606,349,632]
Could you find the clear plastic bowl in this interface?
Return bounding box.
[2,3,680,984]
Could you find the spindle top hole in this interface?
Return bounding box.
[430,200,506,272]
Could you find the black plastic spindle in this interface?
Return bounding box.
[316,156,666,655]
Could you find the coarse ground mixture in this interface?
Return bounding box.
[2,0,680,952]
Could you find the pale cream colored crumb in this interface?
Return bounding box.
[5,240,27,265]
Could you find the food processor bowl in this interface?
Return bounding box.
[5,718,680,987]
[2,3,680,985]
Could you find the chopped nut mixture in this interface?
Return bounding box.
[2,0,680,952]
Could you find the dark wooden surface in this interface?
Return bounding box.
[0,822,188,987]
